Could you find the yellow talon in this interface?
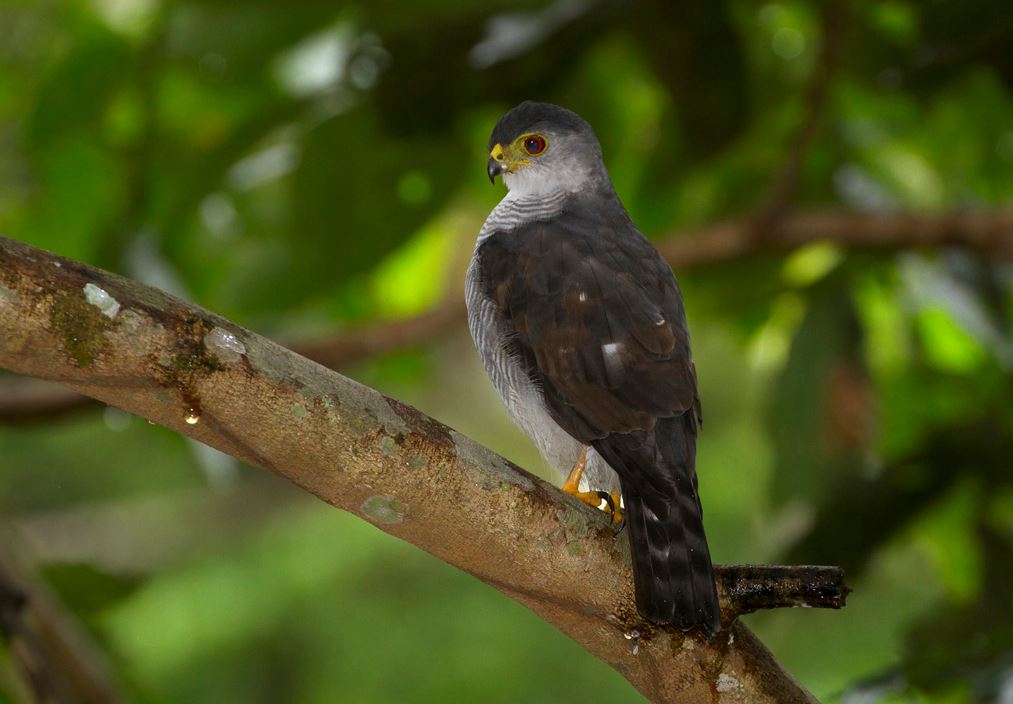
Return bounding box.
[562,448,623,524]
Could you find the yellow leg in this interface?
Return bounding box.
[562,448,623,524]
[562,447,590,496]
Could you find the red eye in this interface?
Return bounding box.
[523,135,546,155]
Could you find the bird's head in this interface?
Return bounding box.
[486,101,606,197]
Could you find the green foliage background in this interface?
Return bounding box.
[2,0,1013,701]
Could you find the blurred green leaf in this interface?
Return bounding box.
[282,107,463,305]
[43,563,142,619]
[26,28,130,146]
[767,285,866,506]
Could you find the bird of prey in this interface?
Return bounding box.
[465,102,720,637]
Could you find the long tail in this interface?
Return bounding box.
[592,413,721,638]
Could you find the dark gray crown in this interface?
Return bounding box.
[488,101,593,149]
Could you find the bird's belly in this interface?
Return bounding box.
[465,271,581,477]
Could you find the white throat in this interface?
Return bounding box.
[502,155,596,199]
[477,151,608,242]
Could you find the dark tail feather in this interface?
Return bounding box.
[593,414,721,638]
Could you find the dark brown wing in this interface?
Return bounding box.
[475,204,698,445]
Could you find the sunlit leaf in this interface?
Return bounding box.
[916,307,988,374]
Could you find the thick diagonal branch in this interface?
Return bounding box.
[0,236,842,703]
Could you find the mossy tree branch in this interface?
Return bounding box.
[0,235,843,703]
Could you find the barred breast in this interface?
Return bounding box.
[465,193,620,494]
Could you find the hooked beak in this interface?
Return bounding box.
[487,157,503,184]
[487,143,507,184]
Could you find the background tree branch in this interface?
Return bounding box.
[657,209,1013,267]
[3,208,1011,424]
[0,235,845,703]
[0,534,126,704]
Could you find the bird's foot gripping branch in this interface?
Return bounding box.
[0,235,846,704]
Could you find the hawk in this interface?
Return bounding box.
[465,102,720,637]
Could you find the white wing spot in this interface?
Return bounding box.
[602,341,626,384]
[578,290,588,302]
